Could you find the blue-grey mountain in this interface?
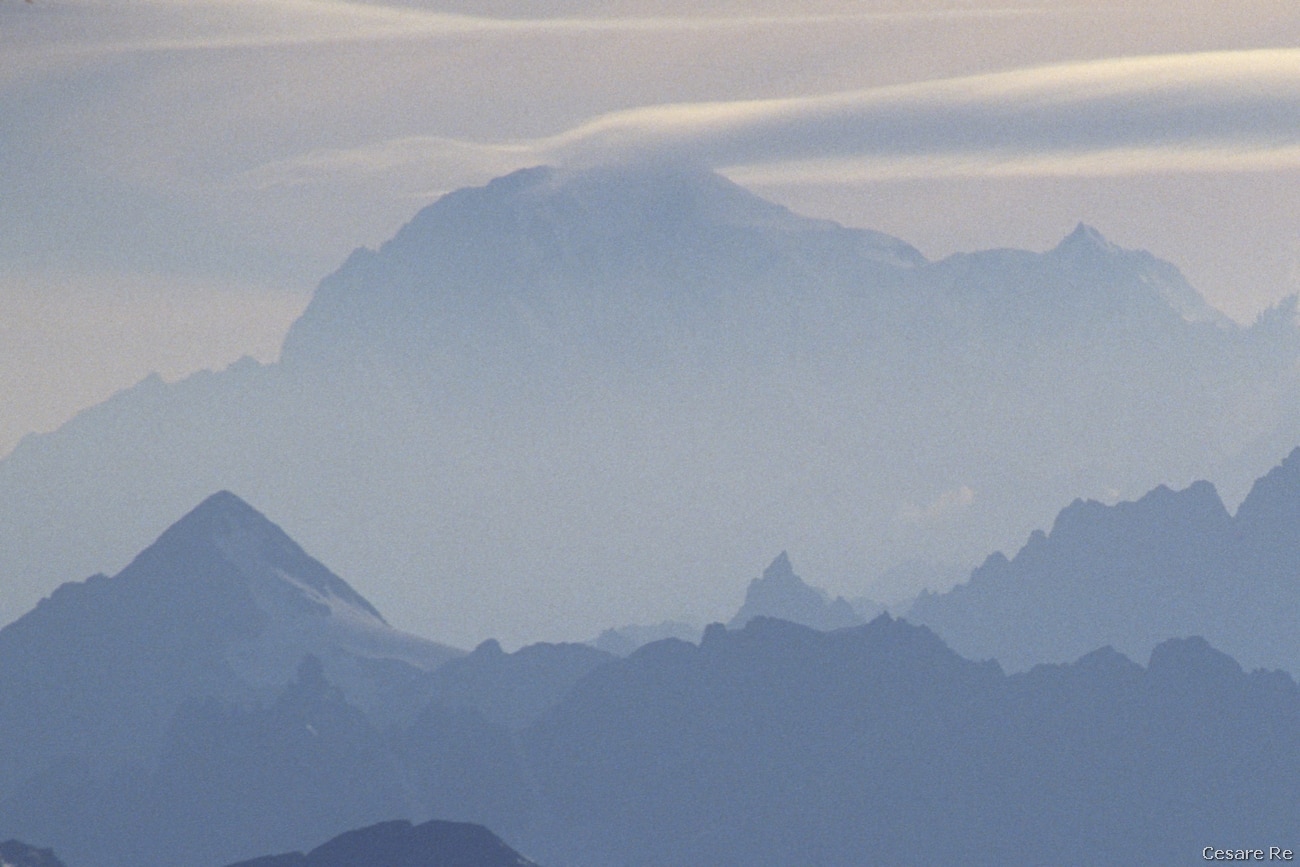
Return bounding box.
[518,615,1300,866]
[1,163,1297,647]
[0,492,463,867]
[0,840,67,867]
[6,491,1300,866]
[423,637,613,732]
[728,551,864,631]
[222,819,539,867]
[909,445,1300,672]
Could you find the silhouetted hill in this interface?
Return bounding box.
[4,653,537,867]
[393,700,534,840]
[0,840,67,867]
[2,165,1299,647]
[425,638,614,731]
[519,615,1300,866]
[7,490,1300,867]
[908,446,1300,672]
[126,656,409,866]
[727,552,861,631]
[224,818,539,867]
[589,620,700,656]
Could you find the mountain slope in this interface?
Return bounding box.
[908,446,1300,672]
[0,491,459,794]
[519,615,1300,866]
[727,551,861,631]
[280,164,925,371]
[0,840,68,867]
[223,818,539,867]
[0,650,534,867]
[2,651,538,867]
[423,638,614,732]
[1,163,1299,647]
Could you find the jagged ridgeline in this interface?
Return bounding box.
[908,445,1300,673]
[2,164,1299,647]
[5,487,1300,866]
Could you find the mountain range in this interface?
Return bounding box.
[523,616,1300,866]
[909,445,1300,672]
[728,550,866,631]
[5,479,1300,865]
[3,163,1299,647]
[0,492,459,860]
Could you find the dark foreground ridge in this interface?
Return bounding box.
[8,490,1300,866]
[0,839,67,867]
[224,818,539,867]
[520,615,1300,866]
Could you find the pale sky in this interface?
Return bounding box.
[2,0,1299,456]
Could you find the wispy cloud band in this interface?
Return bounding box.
[242,48,1300,192]
[8,0,1044,58]
[557,49,1300,171]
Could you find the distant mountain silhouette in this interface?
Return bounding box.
[589,620,701,656]
[519,615,1300,866]
[224,818,539,867]
[6,489,1300,866]
[0,492,462,865]
[125,655,409,866]
[862,557,967,609]
[279,164,927,372]
[2,163,1300,648]
[0,840,67,867]
[3,651,538,867]
[728,552,861,631]
[424,638,613,732]
[908,446,1300,672]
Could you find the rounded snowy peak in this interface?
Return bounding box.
[381,162,922,258]
[278,163,925,367]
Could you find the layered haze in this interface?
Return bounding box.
[3,1,1300,457]
[9,5,1300,863]
[3,163,1300,648]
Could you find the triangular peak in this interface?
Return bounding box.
[730,552,862,632]
[121,490,386,624]
[761,550,797,584]
[163,489,277,538]
[1052,221,1118,255]
[1235,445,1300,526]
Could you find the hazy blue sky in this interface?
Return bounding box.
[2,0,1299,455]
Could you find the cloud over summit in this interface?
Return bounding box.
[246,47,1300,193]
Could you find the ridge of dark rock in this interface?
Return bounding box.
[223,818,539,867]
[728,552,861,632]
[0,840,68,867]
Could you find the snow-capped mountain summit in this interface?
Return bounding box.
[0,491,459,795]
[1047,222,1233,327]
[129,490,385,624]
[279,163,926,372]
[0,163,1298,648]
